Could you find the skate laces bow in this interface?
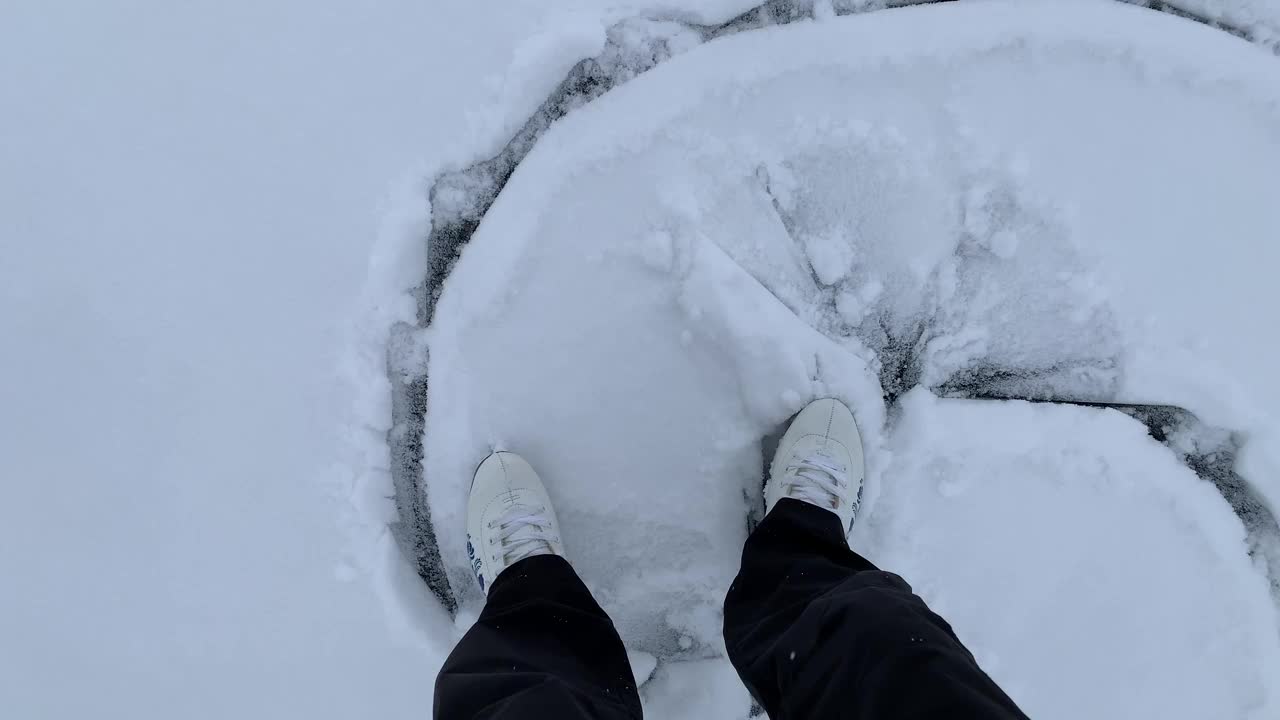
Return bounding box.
[786,450,847,509]
[489,504,556,564]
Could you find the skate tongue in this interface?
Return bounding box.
[809,448,841,468]
[494,505,555,564]
[788,453,847,510]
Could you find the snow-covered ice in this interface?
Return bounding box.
[416,1,1280,717]
[0,0,526,716]
[5,0,1280,718]
[879,391,1280,718]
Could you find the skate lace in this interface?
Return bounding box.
[785,451,847,510]
[489,505,556,565]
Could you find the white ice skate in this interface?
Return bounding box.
[766,398,866,535]
[466,451,565,594]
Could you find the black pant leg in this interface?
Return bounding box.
[723,498,1029,720]
[435,554,642,720]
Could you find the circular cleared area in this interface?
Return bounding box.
[424,3,1280,717]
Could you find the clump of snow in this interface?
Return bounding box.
[627,649,659,684]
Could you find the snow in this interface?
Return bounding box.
[0,0,522,716]
[879,391,1280,718]
[5,0,1280,719]
[420,1,1280,718]
[1160,0,1280,47]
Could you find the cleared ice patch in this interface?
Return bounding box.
[414,1,1280,716]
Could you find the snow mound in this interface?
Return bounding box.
[419,2,1280,717]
